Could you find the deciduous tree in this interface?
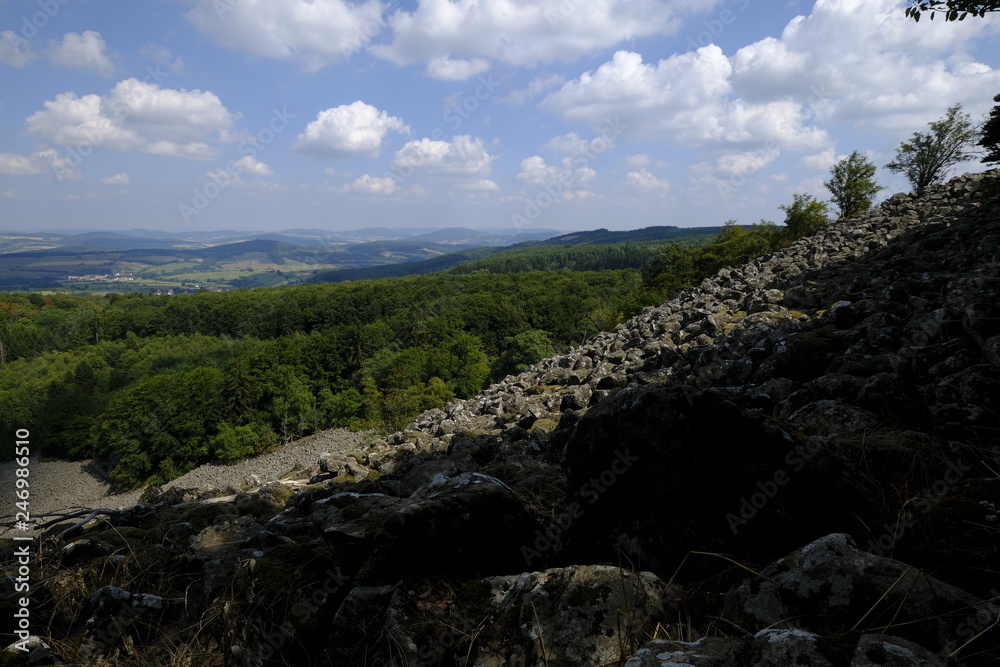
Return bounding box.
[825,151,883,218]
[780,194,831,238]
[886,104,979,194]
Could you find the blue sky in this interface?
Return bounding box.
[1,0,999,235]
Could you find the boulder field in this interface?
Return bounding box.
[3,172,999,665]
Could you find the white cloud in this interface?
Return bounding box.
[24,79,238,160]
[332,174,399,195]
[541,48,732,142]
[731,0,1000,130]
[425,56,490,81]
[456,179,499,191]
[145,141,217,160]
[183,0,387,71]
[234,155,273,177]
[0,153,46,176]
[100,172,131,185]
[516,155,596,189]
[542,48,826,151]
[0,30,36,67]
[390,135,494,178]
[0,150,79,179]
[625,170,671,194]
[371,0,697,71]
[49,31,116,76]
[294,101,408,158]
[716,147,780,177]
[799,148,838,171]
[542,0,1000,163]
[626,153,653,169]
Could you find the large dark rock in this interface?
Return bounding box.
[325,565,674,667]
[721,533,985,658]
[555,385,876,571]
[362,472,542,582]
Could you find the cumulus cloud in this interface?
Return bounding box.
[183,0,387,71]
[390,135,494,178]
[24,79,238,160]
[0,30,36,67]
[542,0,1000,165]
[371,0,696,71]
[234,155,273,177]
[715,147,781,177]
[799,148,838,171]
[425,56,491,81]
[516,155,596,189]
[730,0,1000,129]
[294,101,408,158]
[455,179,499,191]
[626,154,654,169]
[542,48,826,150]
[49,31,115,76]
[0,150,80,179]
[625,170,671,194]
[100,172,131,185]
[331,174,400,195]
[0,153,47,176]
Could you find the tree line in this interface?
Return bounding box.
[0,271,654,489]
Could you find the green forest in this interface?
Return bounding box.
[0,221,791,491]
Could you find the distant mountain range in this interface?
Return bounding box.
[308,225,728,283]
[0,226,564,253]
[0,225,728,291]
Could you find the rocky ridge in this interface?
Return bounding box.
[3,171,999,665]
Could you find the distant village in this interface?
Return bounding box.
[62,272,227,294]
[64,272,136,283]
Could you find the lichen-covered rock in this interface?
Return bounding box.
[751,628,833,666]
[625,637,748,666]
[722,533,983,655]
[851,634,948,666]
[326,565,674,667]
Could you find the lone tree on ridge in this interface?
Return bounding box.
[824,151,883,219]
[885,104,979,194]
